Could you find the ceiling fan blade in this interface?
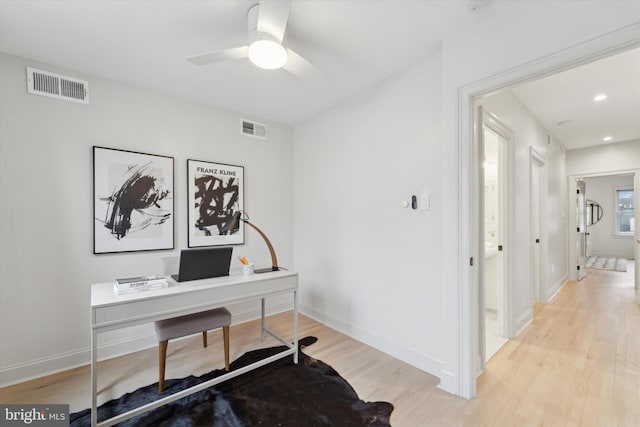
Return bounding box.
[187,46,249,65]
[283,48,328,80]
[257,0,292,43]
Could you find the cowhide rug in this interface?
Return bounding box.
[70,337,393,426]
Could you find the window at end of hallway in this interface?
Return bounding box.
[615,188,634,235]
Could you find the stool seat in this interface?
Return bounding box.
[154,308,231,341]
[154,307,231,392]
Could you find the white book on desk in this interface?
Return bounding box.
[115,275,167,289]
[113,282,168,295]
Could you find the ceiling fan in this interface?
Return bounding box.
[187,0,325,79]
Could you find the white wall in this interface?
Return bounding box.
[0,53,294,386]
[567,140,640,176]
[546,135,569,295]
[583,174,635,259]
[294,55,445,377]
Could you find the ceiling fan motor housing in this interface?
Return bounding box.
[247,3,287,69]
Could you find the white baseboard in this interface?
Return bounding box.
[515,308,533,337]
[0,332,159,388]
[545,276,568,303]
[299,304,445,387]
[0,300,292,388]
[437,370,458,395]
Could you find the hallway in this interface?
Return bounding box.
[475,260,639,425]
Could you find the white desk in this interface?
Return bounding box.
[90,270,298,427]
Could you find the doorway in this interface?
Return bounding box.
[482,115,510,363]
[459,25,640,399]
[569,172,638,283]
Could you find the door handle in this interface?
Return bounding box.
[535,239,540,243]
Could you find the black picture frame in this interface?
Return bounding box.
[93,146,174,254]
[187,159,244,247]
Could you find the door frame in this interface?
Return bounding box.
[457,23,640,399]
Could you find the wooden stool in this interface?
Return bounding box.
[153,308,231,392]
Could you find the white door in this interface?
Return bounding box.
[576,180,587,280]
[531,160,541,300]
[529,148,547,303]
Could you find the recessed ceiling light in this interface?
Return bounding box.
[593,94,607,102]
[603,136,613,141]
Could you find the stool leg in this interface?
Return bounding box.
[202,331,208,348]
[223,325,230,371]
[158,340,168,393]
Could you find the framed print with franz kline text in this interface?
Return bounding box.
[187,159,244,247]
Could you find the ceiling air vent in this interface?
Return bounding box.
[26,67,89,104]
[241,119,267,139]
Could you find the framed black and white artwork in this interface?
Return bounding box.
[187,159,244,247]
[93,146,174,254]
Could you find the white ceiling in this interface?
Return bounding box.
[510,48,640,150]
[0,0,637,151]
[0,0,482,124]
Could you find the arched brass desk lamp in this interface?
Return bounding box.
[224,211,279,273]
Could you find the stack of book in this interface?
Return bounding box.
[113,275,168,295]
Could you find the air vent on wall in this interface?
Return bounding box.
[26,67,89,104]
[241,119,267,139]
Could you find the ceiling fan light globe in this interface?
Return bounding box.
[248,39,287,70]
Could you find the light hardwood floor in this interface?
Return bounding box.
[1,262,638,426]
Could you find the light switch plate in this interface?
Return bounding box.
[419,191,431,210]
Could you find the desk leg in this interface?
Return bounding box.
[293,289,298,364]
[261,298,265,341]
[91,328,97,427]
